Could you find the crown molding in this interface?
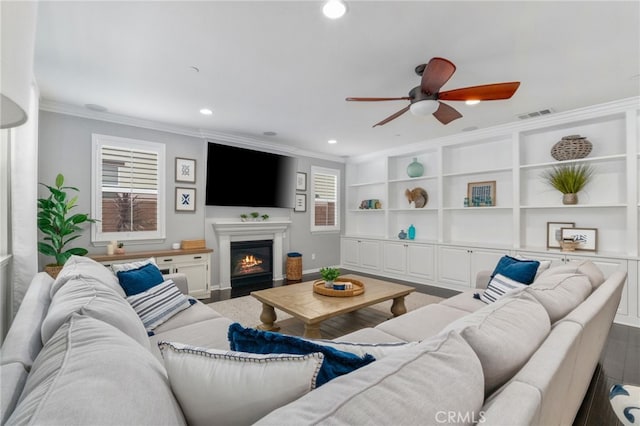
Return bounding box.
[38,99,345,163]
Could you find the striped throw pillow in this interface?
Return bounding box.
[126,280,191,334]
[479,273,527,304]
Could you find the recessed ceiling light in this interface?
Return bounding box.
[323,0,346,19]
[263,131,277,136]
[200,108,213,115]
[328,139,337,144]
[465,100,481,106]
[85,103,108,112]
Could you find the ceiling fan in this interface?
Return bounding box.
[346,57,520,127]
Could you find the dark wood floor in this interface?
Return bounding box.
[212,269,639,424]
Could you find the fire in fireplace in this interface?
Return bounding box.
[230,240,273,297]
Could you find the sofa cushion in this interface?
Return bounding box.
[441,292,551,395]
[439,289,487,313]
[0,362,28,425]
[152,300,222,334]
[525,273,593,323]
[491,255,540,284]
[375,303,468,342]
[51,255,124,298]
[126,280,192,334]
[477,273,527,304]
[6,314,186,426]
[255,331,485,426]
[158,341,323,426]
[303,338,421,359]
[228,323,375,387]
[116,262,165,296]
[336,327,409,344]
[515,254,552,279]
[538,260,605,289]
[149,317,235,361]
[41,276,149,347]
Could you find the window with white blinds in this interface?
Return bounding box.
[92,134,165,243]
[310,166,340,232]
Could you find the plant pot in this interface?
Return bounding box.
[114,248,125,255]
[44,264,64,279]
[324,280,334,288]
[562,193,578,205]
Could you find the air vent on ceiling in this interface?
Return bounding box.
[516,108,555,120]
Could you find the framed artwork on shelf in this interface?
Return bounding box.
[561,227,598,252]
[175,158,196,183]
[296,172,307,191]
[175,187,196,212]
[547,222,575,249]
[294,193,306,212]
[467,180,496,207]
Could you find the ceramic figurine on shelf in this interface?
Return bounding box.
[398,230,407,239]
[408,225,416,240]
[405,187,428,208]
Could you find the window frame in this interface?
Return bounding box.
[91,134,166,244]
[310,165,340,233]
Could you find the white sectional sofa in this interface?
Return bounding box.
[0,255,627,425]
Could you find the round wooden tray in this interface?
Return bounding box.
[313,278,365,297]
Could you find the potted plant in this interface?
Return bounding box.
[240,214,248,222]
[250,211,260,221]
[541,163,594,205]
[261,214,269,221]
[115,242,125,255]
[320,267,341,288]
[37,173,96,278]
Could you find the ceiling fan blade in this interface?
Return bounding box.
[373,105,410,127]
[421,57,456,95]
[346,97,411,102]
[433,102,462,125]
[438,82,521,101]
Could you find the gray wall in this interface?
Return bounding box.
[38,111,344,289]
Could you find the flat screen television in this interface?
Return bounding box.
[205,142,297,208]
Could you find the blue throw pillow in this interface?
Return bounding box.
[116,262,165,296]
[490,255,540,285]
[227,322,375,387]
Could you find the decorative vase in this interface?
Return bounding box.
[398,230,407,239]
[406,158,424,178]
[551,135,592,161]
[408,224,416,240]
[324,280,334,288]
[562,193,578,205]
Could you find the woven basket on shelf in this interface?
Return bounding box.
[550,135,592,161]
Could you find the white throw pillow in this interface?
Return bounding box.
[126,280,192,334]
[515,255,552,280]
[158,341,324,426]
[479,273,527,304]
[110,257,158,274]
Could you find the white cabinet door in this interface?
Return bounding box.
[469,248,507,284]
[407,244,435,281]
[437,246,471,287]
[341,238,361,268]
[359,240,381,271]
[383,242,406,274]
[174,262,209,299]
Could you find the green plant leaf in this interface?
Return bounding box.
[55,173,64,188]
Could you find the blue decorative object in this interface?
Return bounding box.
[398,230,407,239]
[408,224,416,240]
[333,283,346,290]
[116,262,165,296]
[490,255,540,285]
[406,157,424,178]
[609,384,640,425]
[227,323,375,387]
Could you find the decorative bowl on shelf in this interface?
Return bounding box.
[551,135,592,161]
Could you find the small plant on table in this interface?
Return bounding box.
[320,267,341,288]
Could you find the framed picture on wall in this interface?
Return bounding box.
[175,158,196,183]
[294,193,306,212]
[561,227,598,252]
[296,172,307,191]
[175,187,196,212]
[546,221,575,249]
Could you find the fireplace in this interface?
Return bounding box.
[230,240,273,297]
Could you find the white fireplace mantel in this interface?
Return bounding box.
[212,220,291,289]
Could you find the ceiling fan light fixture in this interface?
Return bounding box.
[409,100,439,116]
[465,99,480,106]
[323,0,347,19]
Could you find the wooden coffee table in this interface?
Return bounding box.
[250,274,415,338]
